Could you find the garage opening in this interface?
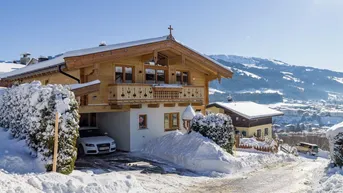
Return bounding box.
[80,113,97,127]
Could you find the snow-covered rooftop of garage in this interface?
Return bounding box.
[207,101,284,119]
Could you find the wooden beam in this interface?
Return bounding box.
[147,103,160,108]
[79,105,129,113]
[164,103,176,107]
[130,104,142,109]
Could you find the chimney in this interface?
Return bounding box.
[20,52,30,65]
[99,41,107,46]
[38,55,49,62]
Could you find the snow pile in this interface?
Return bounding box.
[0,128,45,173]
[0,170,145,193]
[0,81,79,174]
[239,138,277,148]
[316,174,343,192]
[326,122,343,162]
[141,131,242,174]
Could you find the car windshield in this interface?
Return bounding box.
[79,129,104,138]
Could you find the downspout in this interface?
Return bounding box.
[58,64,80,83]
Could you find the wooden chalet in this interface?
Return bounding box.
[0,27,233,151]
[206,101,283,138]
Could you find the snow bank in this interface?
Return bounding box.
[141,131,242,174]
[0,170,145,193]
[326,122,343,158]
[0,128,45,174]
[317,149,330,159]
[239,137,277,148]
[316,174,343,192]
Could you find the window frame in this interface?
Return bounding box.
[264,128,269,136]
[139,114,147,129]
[115,65,135,83]
[176,70,190,85]
[144,65,168,84]
[164,112,180,131]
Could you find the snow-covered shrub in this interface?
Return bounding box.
[332,133,343,166]
[0,81,79,174]
[191,113,235,154]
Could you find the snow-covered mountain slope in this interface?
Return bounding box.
[209,55,343,103]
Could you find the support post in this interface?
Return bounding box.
[52,113,59,172]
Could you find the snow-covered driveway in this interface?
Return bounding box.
[184,157,329,193]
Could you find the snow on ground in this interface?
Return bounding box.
[328,76,343,84]
[0,128,45,174]
[236,89,283,95]
[234,68,262,79]
[141,131,242,174]
[283,74,303,83]
[281,71,293,75]
[239,137,277,148]
[209,88,225,95]
[242,63,268,69]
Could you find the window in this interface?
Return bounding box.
[145,68,167,84]
[115,66,134,83]
[164,113,179,131]
[176,71,189,85]
[236,117,239,121]
[139,114,147,129]
[242,131,247,137]
[264,128,269,136]
[145,69,156,83]
[79,113,96,127]
[256,129,261,138]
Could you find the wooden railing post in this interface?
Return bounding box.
[52,113,59,172]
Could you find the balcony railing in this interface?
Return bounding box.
[108,83,204,105]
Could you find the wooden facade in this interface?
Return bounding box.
[1,35,232,114]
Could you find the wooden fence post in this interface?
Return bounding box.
[52,113,59,172]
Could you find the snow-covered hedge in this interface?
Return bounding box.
[0,81,79,174]
[191,113,235,154]
[327,122,343,166]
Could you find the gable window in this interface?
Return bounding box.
[115,66,134,83]
[176,71,189,85]
[164,113,179,131]
[264,128,269,136]
[145,68,167,84]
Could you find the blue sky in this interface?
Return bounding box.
[1,0,343,71]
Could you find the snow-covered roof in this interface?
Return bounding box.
[182,105,196,120]
[207,101,284,119]
[0,35,232,79]
[326,122,343,139]
[0,62,25,74]
[69,79,100,90]
[0,56,65,79]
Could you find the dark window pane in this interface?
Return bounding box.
[115,67,123,83]
[171,113,178,127]
[176,71,181,84]
[125,67,133,83]
[157,70,165,83]
[182,72,188,85]
[145,69,155,83]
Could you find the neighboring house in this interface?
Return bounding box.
[0,31,233,151]
[206,101,283,138]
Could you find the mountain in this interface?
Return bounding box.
[209,55,343,103]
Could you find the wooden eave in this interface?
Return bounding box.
[71,82,101,97]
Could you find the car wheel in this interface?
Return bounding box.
[77,145,85,158]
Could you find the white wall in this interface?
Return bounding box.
[97,112,131,151]
[129,104,188,151]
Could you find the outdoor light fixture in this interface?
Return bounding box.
[181,105,196,132]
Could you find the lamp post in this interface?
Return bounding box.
[182,105,196,132]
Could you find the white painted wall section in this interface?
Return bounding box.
[129,104,188,151]
[97,112,131,151]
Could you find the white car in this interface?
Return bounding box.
[77,127,116,156]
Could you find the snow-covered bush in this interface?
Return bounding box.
[191,113,235,154]
[326,122,343,167]
[0,81,79,174]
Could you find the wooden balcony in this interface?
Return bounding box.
[108,83,204,105]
